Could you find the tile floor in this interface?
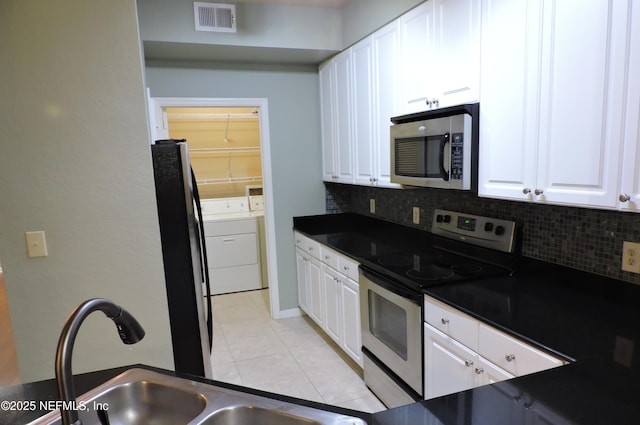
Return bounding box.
[209,289,386,413]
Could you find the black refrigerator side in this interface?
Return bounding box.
[151,139,213,378]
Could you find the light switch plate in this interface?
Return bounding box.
[26,231,48,258]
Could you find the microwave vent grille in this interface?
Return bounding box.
[395,140,423,176]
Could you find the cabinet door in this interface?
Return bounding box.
[342,277,362,366]
[320,62,337,182]
[433,0,480,107]
[536,0,629,208]
[333,50,355,184]
[322,265,342,344]
[308,257,324,326]
[295,248,310,314]
[619,2,640,212]
[424,323,478,400]
[373,21,402,188]
[352,36,376,186]
[476,356,514,386]
[399,2,435,114]
[478,0,542,201]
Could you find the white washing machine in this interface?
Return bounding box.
[201,197,262,295]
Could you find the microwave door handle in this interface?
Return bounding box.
[439,132,450,181]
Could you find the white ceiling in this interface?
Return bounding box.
[237,0,350,8]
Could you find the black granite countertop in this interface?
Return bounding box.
[294,213,640,425]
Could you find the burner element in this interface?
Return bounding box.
[407,265,455,281]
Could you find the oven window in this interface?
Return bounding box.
[368,291,408,360]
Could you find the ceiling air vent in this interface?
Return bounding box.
[194,2,236,33]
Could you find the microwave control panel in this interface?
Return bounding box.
[450,133,464,180]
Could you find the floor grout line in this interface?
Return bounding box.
[209,288,386,413]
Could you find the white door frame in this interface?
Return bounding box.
[148,96,281,319]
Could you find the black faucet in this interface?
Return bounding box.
[55,298,145,425]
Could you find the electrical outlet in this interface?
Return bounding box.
[413,207,420,224]
[369,198,375,214]
[622,241,640,273]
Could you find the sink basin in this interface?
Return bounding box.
[88,381,207,424]
[28,369,368,425]
[201,405,322,425]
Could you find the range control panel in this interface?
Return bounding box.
[432,209,516,253]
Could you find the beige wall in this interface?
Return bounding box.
[0,0,174,383]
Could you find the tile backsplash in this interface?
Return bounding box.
[325,183,640,285]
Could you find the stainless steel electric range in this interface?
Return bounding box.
[358,209,518,408]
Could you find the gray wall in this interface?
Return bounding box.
[0,0,174,383]
[138,0,342,50]
[145,64,326,310]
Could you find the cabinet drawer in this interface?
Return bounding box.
[206,234,258,268]
[205,218,256,236]
[478,324,565,376]
[338,255,359,281]
[293,231,321,259]
[320,245,340,270]
[424,295,478,351]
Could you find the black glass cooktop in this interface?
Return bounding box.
[360,248,511,292]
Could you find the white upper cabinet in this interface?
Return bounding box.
[372,21,402,187]
[352,36,376,186]
[399,2,436,114]
[399,0,480,114]
[320,50,355,184]
[353,22,402,188]
[479,0,634,209]
[619,3,640,211]
[433,0,481,107]
[478,0,541,201]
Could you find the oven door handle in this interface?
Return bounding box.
[360,266,422,305]
[439,132,450,181]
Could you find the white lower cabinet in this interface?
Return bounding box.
[424,323,479,399]
[295,247,323,326]
[424,295,566,400]
[294,232,363,367]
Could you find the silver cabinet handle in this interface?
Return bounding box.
[432,99,439,107]
[505,354,516,362]
[620,193,631,202]
[534,189,544,195]
[343,266,349,271]
[441,318,449,324]
[464,360,473,367]
[475,367,484,374]
[522,188,531,195]
[324,255,330,260]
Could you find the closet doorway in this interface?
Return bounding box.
[149,97,281,318]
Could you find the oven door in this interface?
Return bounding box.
[360,267,422,396]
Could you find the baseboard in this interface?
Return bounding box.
[275,307,303,319]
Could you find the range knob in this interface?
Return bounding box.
[484,222,494,232]
[495,225,505,236]
[443,215,452,223]
[436,214,444,223]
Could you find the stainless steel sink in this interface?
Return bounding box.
[28,368,368,425]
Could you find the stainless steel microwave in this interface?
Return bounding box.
[390,103,479,190]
